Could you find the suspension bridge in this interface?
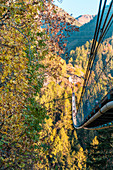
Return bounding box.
[72,0,113,130]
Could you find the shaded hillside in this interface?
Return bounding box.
[69,37,113,71]
[76,14,95,25]
[64,5,113,55]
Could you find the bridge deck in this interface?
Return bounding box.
[72,89,113,130]
[84,89,113,128]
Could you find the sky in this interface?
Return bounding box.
[53,0,111,18]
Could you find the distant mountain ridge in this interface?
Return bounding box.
[76,14,95,25]
[64,4,113,54]
[54,4,113,57]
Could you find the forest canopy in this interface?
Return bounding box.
[0,0,79,168]
[0,0,113,169]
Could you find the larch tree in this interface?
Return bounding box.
[0,0,79,169]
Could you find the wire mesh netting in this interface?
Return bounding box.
[76,44,113,126]
[73,0,113,128]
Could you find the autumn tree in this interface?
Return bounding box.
[0,0,79,169]
[85,128,113,170]
[34,73,86,169]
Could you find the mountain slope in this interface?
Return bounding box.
[65,5,113,54]
[76,14,95,25]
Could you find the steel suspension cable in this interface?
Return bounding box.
[90,0,103,55]
[87,0,106,73]
[77,0,112,110]
[82,0,103,88]
[82,15,113,102]
[40,96,72,105]
[101,20,113,43]
[91,0,107,53]
[86,12,113,89]
[100,0,113,33]
[86,55,113,97]
[91,0,113,66]
[87,0,108,79]
[82,0,102,88]
[90,14,113,74]
[77,0,102,109]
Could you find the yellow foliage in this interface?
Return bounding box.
[0,0,48,168]
[92,136,99,145]
[76,147,86,170]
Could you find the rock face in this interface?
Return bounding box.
[76,15,95,25]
